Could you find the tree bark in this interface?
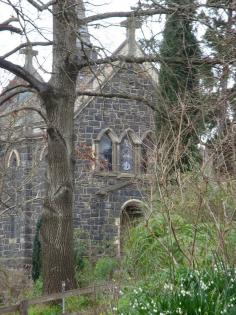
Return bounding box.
[40,0,79,293]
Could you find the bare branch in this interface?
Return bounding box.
[0,84,30,97]
[0,24,22,34]
[77,90,157,112]
[82,8,171,24]
[26,0,55,11]
[78,54,234,69]
[81,2,236,26]
[2,41,53,59]
[0,106,47,122]
[2,17,19,25]
[0,88,33,106]
[0,16,22,34]
[0,57,49,92]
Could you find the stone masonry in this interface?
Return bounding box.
[0,20,158,268]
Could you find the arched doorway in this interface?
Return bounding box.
[119,199,144,255]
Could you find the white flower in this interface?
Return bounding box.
[199,280,208,290]
[176,307,183,314]
[164,283,173,291]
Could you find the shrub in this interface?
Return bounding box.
[65,295,91,312]
[94,257,118,281]
[115,266,236,315]
[0,267,32,304]
[32,277,43,296]
[29,304,61,315]
[122,213,224,278]
[75,258,94,287]
[74,235,88,271]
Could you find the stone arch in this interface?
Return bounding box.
[141,130,155,142]
[119,128,141,145]
[96,128,119,144]
[119,129,141,173]
[95,128,119,171]
[119,199,144,255]
[39,145,48,161]
[7,149,21,167]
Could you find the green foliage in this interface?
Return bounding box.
[32,218,42,282]
[116,173,236,314]
[33,277,43,296]
[23,277,43,301]
[65,295,92,312]
[169,173,236,224]
[29,304,60,315]
[122,174,236,278]
[159,10,200,103]
[122,214,220,278]
[115,266,236,315]
[73,229,95,286]
[75,256,118,286]
[74,236,87,271]
[75,257,94,287]
[203,0,235,61]
[94,257,118,281]
[74,230,119,285]
[157,0,204,171]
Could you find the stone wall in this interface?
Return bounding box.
[0,63,157,266]
[0,139,45,268]
[74,64,156,255]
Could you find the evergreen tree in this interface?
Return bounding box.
[32,218,42,282]
[157,0,202,171]
[159,1,200,103]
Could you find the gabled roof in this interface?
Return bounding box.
[74,39,159,117]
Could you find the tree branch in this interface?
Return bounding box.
[26,0,55,11]
[0,24,22,34]
[82,8,171,24]
[0,57,49,92]
[0,84,30,98]
[0,16,22,34]
[0,106,47,122]
[2,41,53,59]
[2,17,18,25]
[77,90,157,112]
[0,88,33,106]
[78,54,233,69]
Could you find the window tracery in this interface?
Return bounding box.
[7,149,20,168]
[95,129,155,175]
[99,134,113,171]
[120,136,134,172]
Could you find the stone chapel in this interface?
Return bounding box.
[0,3,158,269]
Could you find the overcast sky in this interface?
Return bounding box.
[0,0,144,85]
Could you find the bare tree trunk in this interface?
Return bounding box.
[40,0,79,293]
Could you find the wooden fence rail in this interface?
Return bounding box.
[0,282,118,315]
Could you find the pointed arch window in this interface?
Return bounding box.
[120,136,134,172]
[141,133,155,174]
[7,149,20,168]
[40,145,48,162]
[99,134,113,171]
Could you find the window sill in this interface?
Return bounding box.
[93,171,141,178]
[94,171,118,177]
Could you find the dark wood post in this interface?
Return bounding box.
[19,300,28,315]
